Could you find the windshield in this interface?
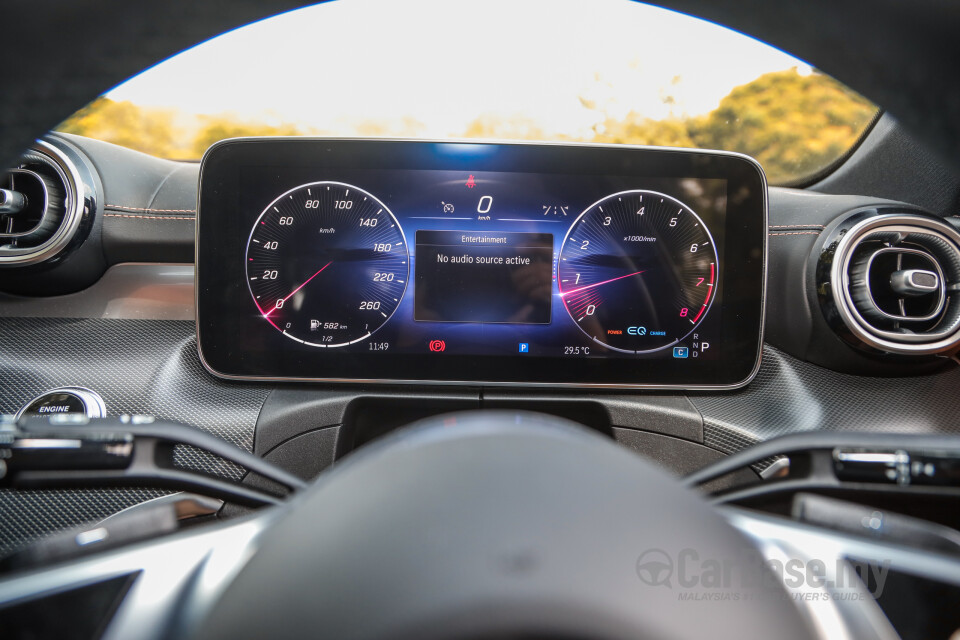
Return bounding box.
[56,0,878,185]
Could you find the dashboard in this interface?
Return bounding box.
[4,127,960,580]
[197,139,767,388]
[6,2,960,637]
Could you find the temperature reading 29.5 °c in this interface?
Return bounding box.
[245,181,409,347]
[557,189,718,353]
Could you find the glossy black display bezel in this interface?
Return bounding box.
[197,139,767,389]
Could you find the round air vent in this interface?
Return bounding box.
[819,212,960,355]
[0,141,85,266]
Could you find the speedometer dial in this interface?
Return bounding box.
[557,190,718,353]
[246,181,408,347]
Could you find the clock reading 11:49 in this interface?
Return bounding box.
[557,189,718,353]
[245,181,409,347]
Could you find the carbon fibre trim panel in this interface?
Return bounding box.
[4,321,960,559]
[693,345,960,454]
[0,318,270,557]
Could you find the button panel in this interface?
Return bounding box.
[15,387,106,420]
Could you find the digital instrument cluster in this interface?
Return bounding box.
[197,139,766,388]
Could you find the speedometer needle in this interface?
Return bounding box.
[560,270,645,297]
[264,261,332,318]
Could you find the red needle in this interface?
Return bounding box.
[560,270,645,297]
[264,261,332,318]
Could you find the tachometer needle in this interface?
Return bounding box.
[264,261,332,318]
[560,270,645,297]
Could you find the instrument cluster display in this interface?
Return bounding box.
[197,139,766,388]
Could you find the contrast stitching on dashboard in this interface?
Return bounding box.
[105,205,196,213]
[768,231,821,236]
[768,224,824,229]
[104,213,196,220]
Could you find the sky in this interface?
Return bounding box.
[107,0,811,138]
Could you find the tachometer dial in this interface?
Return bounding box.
[557,190,717,353]
[246,181,408,347]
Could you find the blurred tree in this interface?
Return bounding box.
[574,68,876,182]
[190,117,303,157]
[350,116,426,138]
[687,69,876,182]
[58,69,876,184]
[462,113,550,141]
[57,97,179,158]
[592,116,695,148]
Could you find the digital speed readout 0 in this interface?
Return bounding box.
[197,139,767,388]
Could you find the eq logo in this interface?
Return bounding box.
[429,339,446,352]
[627,326,647,335]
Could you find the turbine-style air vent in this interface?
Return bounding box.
[0,141,84,266]
[825,213,960,355]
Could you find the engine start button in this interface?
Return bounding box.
[15,387,106,419]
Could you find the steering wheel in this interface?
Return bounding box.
[185,412,812,639]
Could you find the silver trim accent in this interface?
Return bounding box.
[0,140,86,266]
[891,268,940,295]
[860,247,944,322]
[0,170,46,231]
[99,492,223,525]
[11,438,83,449]
[830,214,960,354]
[0,516,271,640]
[14,386,107,420]
[759,456,790,479]
[834,451,901,465]
[727,509,926,640]
[195,138,768,391]
[0,187,27,215]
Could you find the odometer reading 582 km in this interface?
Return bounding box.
[558,189,718,353]
[245,181,408,347]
